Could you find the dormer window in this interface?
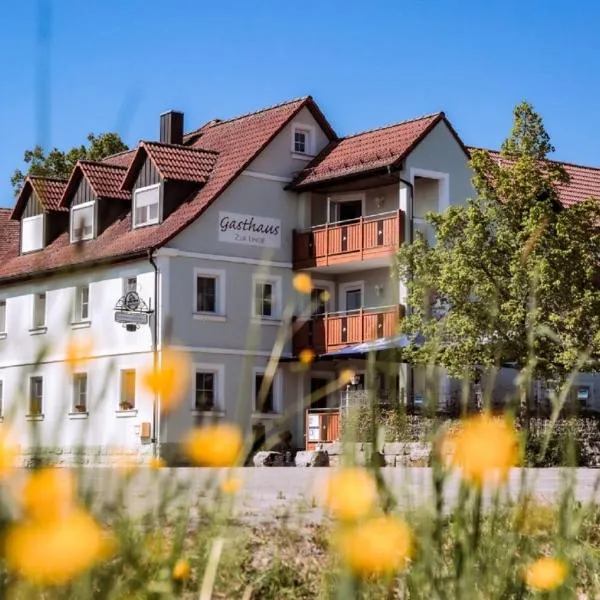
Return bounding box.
[291,123,315,157]
[133,184,160,228]
[21,214,44,253]
[71,203,95,242]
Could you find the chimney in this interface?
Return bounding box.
[159,111,184,145]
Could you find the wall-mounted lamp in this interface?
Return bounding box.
[375,195,385,208]
[374,284,384,297]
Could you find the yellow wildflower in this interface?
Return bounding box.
[525,557,567,591]
[335,516,412,576]
[149,457,166,470]
[21,469,75,521]
[323,468,377,521]
[0,431,17,478]
[338,369,356,386]
[299,348,316,365]
[141,348,191,413]
[293,273,313,294]
[65,336,93,373]
[220,476,242,495]
[446,413,519,486]
[172,558,191,581]
[184,423,243,467]
[5,508,110,585]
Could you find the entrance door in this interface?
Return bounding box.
[310,377,330,409]
[337,200,362,222]
[345,288,362,312]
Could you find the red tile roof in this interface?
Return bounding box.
[291,113,462,189]
[0,209,19,255]
[0,96,334,283]
[101,149,135,168]
[122,142,219,189]
[472,148,600,208]
[11,177,68,219]
[60,161,130,207]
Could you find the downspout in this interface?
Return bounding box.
[148,248,159,458]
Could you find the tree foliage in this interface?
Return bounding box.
[396,101,600,387]
[11,133,128,194]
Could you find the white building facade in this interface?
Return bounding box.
[0,97,598,465]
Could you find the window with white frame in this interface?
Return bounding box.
[291,123,314,155]
[195,372,216,411]
[252,276,281,319]
[74,285,90,322]
[0,300,6,334]
[194,269,226,316]
[21,215,44,253]
[0,380,4,417]
[33,292,46,329]
[120,370,136,410]
[71,203,95,242]
[29,376,43,415]
[253,370,277,413]
[133,185,160,228]
[72,373,88,413]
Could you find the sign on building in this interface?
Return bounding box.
[218,212,281,248]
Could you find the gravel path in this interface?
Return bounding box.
[68,467,600,523]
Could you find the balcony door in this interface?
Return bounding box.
[329,197,363,224]
[340,281,364,313]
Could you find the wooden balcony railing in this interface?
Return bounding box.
[293,210,404,269]
[294,305,402,355]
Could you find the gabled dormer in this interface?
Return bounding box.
[60,161,129,242]
[121,112,219,229]
[11,177,68,254]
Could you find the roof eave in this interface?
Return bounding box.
[287,165,391,191]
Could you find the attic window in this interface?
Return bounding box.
[71,203,95,242]
[21,215,44,253]
[133,184,160,228]
[291,123,315,156]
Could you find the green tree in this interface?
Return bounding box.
[11,133,128,194]
[396,101,600,408]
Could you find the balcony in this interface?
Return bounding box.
[293,210,404,270]
[294,305,401,355]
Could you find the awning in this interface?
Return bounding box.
[318,333,425,360]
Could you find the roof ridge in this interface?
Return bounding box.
[184,96,310,137]
[141,140,220,155]
[341,112,444,140]
[78,159,127,169]
[28,175,68,182]
[470,146,600,173]
[101,148,135,162]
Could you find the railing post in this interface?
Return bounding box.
[325,223,329,266]
[360,307,364,343]
[360,216,364,260]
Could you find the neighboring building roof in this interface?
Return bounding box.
[471,148,600,208]
[121,141,219,189]
[11,176,68,220]
[0,96,334,283]
[60,161,130,207]
[0,209,20,255]
[290,112,468,189]
[101,149,136,168]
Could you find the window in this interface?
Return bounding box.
[0,300,6,334]
[254,371,276,413]
[195,372,215,411]
[21,215,44,253]
[345,288,362,312]
[120,370,136,410]
[71,204,95,241]
[124,276,137,294]
[73,373,88,413]
[74,285,89,321]
[196,277,216,313]
[193,269,226,318]
[33,293,46,329]
[294,130,307,154]
[291,123,315,156]
[252,276,281,319]
[133,185,160,228]
[29,376,43,415]
[0,380,4,417]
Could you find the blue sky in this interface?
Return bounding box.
[0,0,598,205]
